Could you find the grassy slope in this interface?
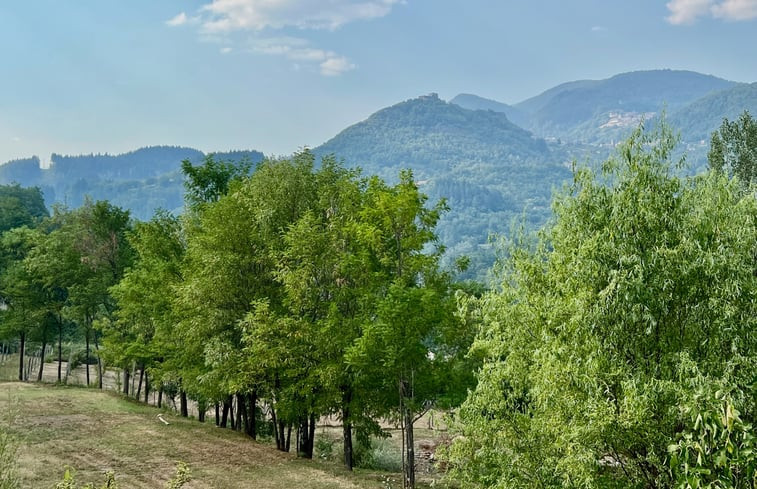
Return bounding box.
[1,382,389,489]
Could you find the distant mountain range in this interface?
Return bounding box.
[0,147,263,217]
[2,69,755,280]
[451,70,756,148]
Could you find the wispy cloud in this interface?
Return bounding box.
[166,12,189,27]
[166,1,398,76]
[666,0,757,24]
[248,37,356,75]
[320,56,357,76]
[198,0,402,32]
[591,25,607,32]
[711,0,757,20]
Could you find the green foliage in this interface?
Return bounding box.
[709,110,757,186]
[668,359,756,489]
[445,120,757,488]
[354,437,403,472]
[55,463,190,489]
[165,462,192,489]
[181,153,254,209]
[55,469,117,489]
[0,184,48,234]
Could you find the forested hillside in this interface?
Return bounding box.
[670,82,757,141]
[0,147,264,219]
[2,70,755,279]
[315,93,572,278]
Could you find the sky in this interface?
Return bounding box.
[1,0,757,164]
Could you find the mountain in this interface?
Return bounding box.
[315,93,572,279]
[670,82,757,142]
[449,93,531,127]
[0,146,264,219]
[516,70,737,141]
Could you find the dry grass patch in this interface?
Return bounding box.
[0,382,389,489]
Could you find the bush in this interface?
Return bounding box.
[355,437,403,472]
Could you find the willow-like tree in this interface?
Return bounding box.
[446,122,757,488]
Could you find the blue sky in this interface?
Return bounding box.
[1,0,756,164]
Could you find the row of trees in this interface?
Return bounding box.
[0,151,477,488]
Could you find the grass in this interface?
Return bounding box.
[0,382,403,489]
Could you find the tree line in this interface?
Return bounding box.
[1,112,755,488]
[0,150,477,488]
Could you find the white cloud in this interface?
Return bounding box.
[666,0,757,23]
[666,0,713,24]
[199,0,402,32]
[166,12,189,26]
[320,56,356,76]
[711,0,757,20]
[591,25,607,32]
[169,1,393,76]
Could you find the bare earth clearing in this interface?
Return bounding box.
[0,382,404,489]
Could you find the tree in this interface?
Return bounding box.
[107,210,185,401]
[446,122,757,488]
[66,200,133,387]
[0,184,47,234]
[345,170,458,488]
[709,110,757,186]
[181,154,253,210]
[24,208,81,383]
[0,227,47,381]
[175,151,317,432]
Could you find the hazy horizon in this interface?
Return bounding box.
[2,0,757,163]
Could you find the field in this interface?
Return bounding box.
[0,381,426,489]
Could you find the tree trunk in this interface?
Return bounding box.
[157,385,163,408]
[246,391,257,440]
[122,368,130,395]
[234,395,242,431]
[198,399,206,422]
[136,366,144,399]
[215,403,220,426]
[297,413,315,459]
[144,373,150,403]
[238,394,248,434]
[285,423,292,452]
[180,390,188,417]
[57,319,63,383]
[37,339,47,381]
[271,406,284,451]
[404,404,415,489]
[401,377,416,489]
[18,331,25,381]
[94,332,103,389]
[276,416,287,452]
[342,386,354,470]
[221,397,231,428]
[85,329,90,387]
[343,415,353,471]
